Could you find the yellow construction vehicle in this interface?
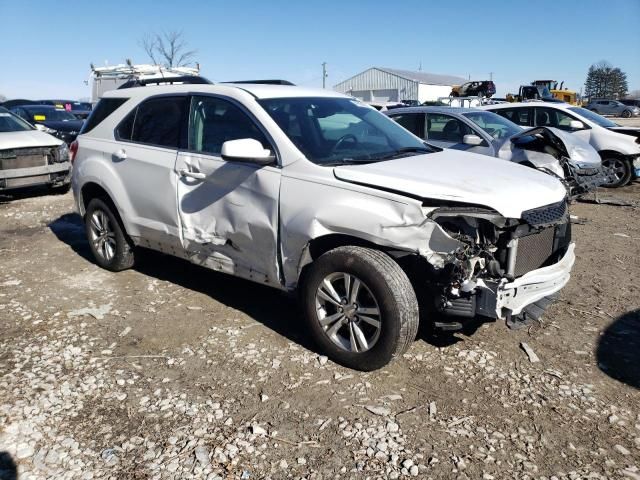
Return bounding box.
[532,80,579,105]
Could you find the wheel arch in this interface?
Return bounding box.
[80,181,133,238]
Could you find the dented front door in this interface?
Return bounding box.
[174,95,282,286]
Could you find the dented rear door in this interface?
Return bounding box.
[174,95,282,286]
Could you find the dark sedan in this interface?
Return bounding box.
[40,100,93,120]
[10,105,84,144]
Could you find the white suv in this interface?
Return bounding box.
[72,80,575,370]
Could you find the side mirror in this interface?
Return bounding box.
[569,120,585,130]
[221,138,275,165]
[34,124,46,131]
[463,134,484,146]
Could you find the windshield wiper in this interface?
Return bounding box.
[371,146,433,161]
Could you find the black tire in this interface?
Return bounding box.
[84,197,135,271]
[602,156,632,188]
[590,108,599,114]
[622,109,632,118]
[301,246,419,371]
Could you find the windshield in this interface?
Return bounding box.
[26,108,77,122]
[259,97,431,165]
[568,107,618,128]
[0,110,33,132]
[462,111,522,139]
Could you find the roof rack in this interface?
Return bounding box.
[117,76,213,89]
[223,80,295,86]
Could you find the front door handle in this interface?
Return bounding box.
[179,168,206,180]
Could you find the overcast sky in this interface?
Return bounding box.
[1,0,639,100]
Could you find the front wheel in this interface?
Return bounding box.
[301,246,419,371]
[602,157,632,188]
[85,198,135,271]
[622,109,632,118]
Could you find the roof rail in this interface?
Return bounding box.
[117,76,213,89]
[223,80,295,86]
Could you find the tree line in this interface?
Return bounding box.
[584,61,629,100]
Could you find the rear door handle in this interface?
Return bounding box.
[179,168,206,180]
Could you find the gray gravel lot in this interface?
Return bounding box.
[0,178,639,479]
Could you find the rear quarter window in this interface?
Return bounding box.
[80,98,128,134]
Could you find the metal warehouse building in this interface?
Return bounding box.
[334,67,466,103]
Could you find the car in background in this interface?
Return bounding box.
[482,102,640,187]
[0,107,71,193]
[585,99,639,118]
[10,105,84,144]
[385,106,608,197]
[40,100,93,120]
[451,81,496,98]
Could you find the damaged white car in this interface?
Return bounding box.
[385,107,609,198]
[72,82,575,370]
[0,107,71,193]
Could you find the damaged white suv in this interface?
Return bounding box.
[72,81,575,370]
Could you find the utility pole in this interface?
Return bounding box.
[489,72,494,81]
[322,62,327,88]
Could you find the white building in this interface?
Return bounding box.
[334,67,466,103]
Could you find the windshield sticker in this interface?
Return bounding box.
[34,115,46,121]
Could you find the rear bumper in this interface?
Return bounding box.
[494,242,575,317]
[0,162,71,190]
[633,156,640,178]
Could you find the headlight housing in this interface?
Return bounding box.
[53,143,70,163]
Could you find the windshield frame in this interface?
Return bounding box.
[258,96,433,166]
[568,107,618,128]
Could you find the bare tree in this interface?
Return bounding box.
[139,30,197,68]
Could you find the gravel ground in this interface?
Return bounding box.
[0,179,639,480]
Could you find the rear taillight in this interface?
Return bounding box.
[70,140,79,163]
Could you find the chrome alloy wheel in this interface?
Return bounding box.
[88,210,117,262]
[315,272,382,352]
[603,158,626,183]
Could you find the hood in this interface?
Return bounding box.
[333,150,567,219]
[607,126,640,141]
[508,126,601,168]
[40,120,84,132]
[0,130,62,150]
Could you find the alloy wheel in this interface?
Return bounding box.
[88,209,117,262]
[314,272,382,353]
[602,158,626,184]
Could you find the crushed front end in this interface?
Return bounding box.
[0,144,70,191]
[419,199,575,329]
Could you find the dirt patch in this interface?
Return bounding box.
[0,184,639,479]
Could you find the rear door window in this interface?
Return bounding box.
[389,113,425,138]
[130,96,188,148]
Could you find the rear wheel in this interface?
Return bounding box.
[85,198,135,271]
[602,156,632,188]
[301,246,419,371]
[622,109,632,118]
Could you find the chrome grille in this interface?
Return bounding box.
[514,227,556,277]
[521,200,567,227]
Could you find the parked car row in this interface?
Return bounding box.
[70,80,578,370]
